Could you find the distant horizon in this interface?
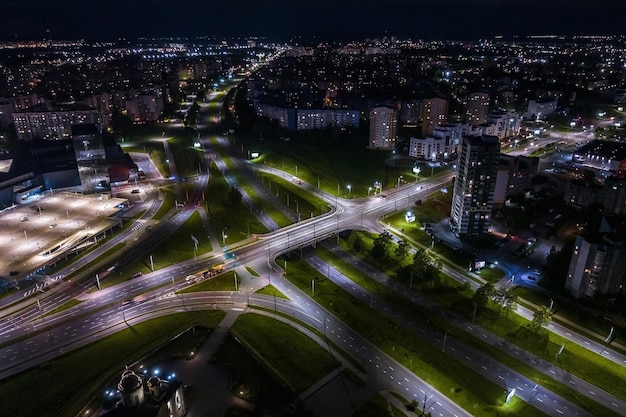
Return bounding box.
[0,33,623,44]
[0,0,623,43]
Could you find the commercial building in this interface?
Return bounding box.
[450,135,500,239]
[572,140,626,177]
[369,106,398,150]
[421,97,448,136]
[466,92,490,125]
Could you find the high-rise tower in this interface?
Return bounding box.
[450,135,500,239]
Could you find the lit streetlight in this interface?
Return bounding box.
[221,227,228,247]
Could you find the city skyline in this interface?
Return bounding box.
[1,0,624,41]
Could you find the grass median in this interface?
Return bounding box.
[205,163,269,245]
[283,255,546,417]
[230,313,340,393]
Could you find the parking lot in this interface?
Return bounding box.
[0,191,127,284]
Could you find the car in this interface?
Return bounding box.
[131,272,142,279]
[9,270,19,276]
[49,224,57,229]
[415,199,423,205]
[379,194,387,199]
[20,216,28,222]
[131,189,140,194]
[527,275,537,281]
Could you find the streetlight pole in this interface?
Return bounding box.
[221,227,228,247]
[267,243,271,284]
[347,185,351,199]
[441,330,449,352]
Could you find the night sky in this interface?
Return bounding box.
[0,0,623,41]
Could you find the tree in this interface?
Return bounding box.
[227,186,243,207]
[411,248,430,279]
[371,231,393,258]
[492,288,518,316]
[501,290,518,317]
[473,282,495,308]
[532,305,552,330]
[395,239,410,259]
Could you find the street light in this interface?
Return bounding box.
[221,227,228,247]
[368,187,372,196]
[397,176,403,188]
[347,185,351,199]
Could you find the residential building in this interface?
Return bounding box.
[369,106,397,150]
[566,232,626,298]
[12,104,106,141]
[493,155,540,208]
[602,176,626,215]
[466,92,490,125]
[563,176,626,215]
[408,123,463,160]
[399,99,421,125]
[485,110,521,140]
[421,97,448,136]
[450,135,500,239]
[124,93,164,123]
[525,98,558,120]
[296,109,360,130]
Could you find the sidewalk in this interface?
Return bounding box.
[169,310,254,417]
[197,207,221,251]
